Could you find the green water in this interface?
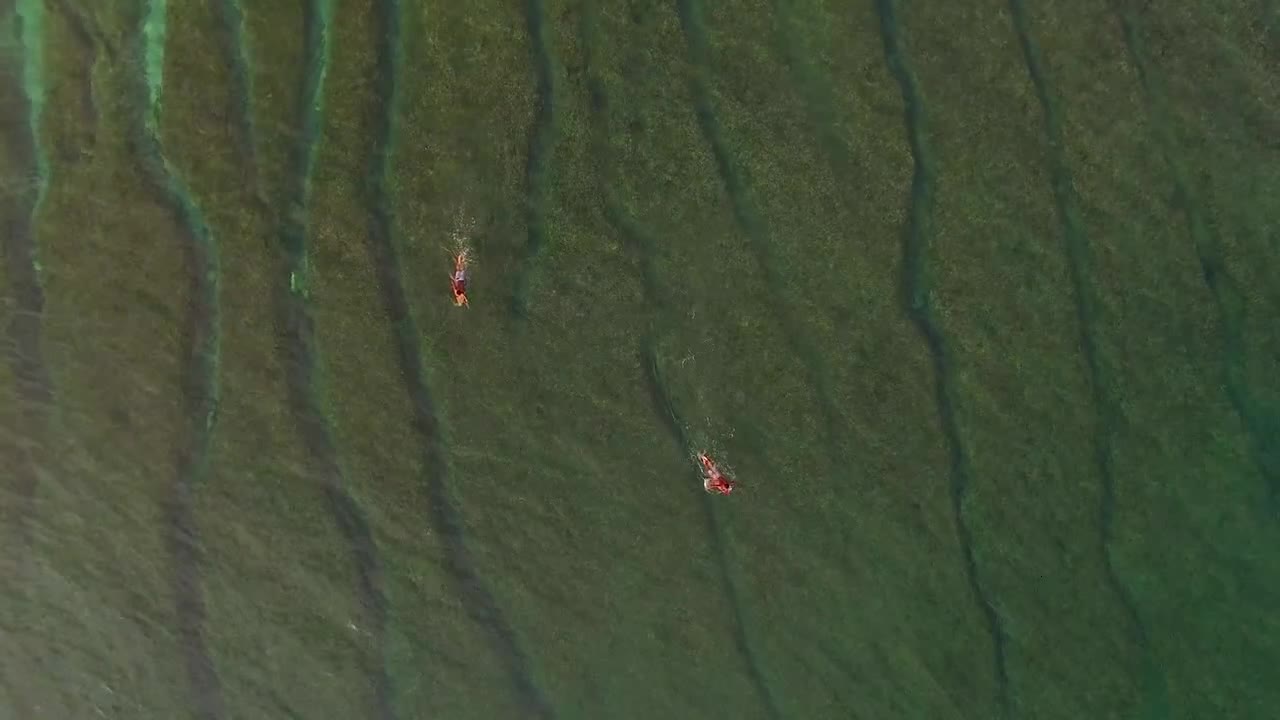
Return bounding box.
[1,0,1278,718]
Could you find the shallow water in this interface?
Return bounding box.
[2,0,1278,718]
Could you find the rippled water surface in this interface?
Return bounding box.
[2,0,1278,718]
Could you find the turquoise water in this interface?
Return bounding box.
[1,0,1278,718]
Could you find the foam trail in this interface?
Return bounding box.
[137,1,226,716]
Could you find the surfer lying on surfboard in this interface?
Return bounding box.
[698,452,735,495]
[450,251,469,307]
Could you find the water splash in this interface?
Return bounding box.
[365,0,554,713]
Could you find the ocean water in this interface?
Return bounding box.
[1,0,1278,718]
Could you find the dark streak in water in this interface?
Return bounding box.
[1008,2,1170,715]
[1264,0,1279,60]
[638,348,786,720]
[56,0,115,58]
[50,0,102,142]
[0,0,53,558]
[765,0,857,184]
[511,0,558,319]
[218,0,260,197]
[1113,2,1280,514]
[165,487,225,720]
[874,1,1011,715]
[278,0,394,717]
[579,7,782,717]
[675,0,847,476]
[366,1,554,716]
[133,2,226,716]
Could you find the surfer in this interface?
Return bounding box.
[450,251,469,307]
[698,452,736,495]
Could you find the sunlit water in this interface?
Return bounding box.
[2,1,1279,719]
